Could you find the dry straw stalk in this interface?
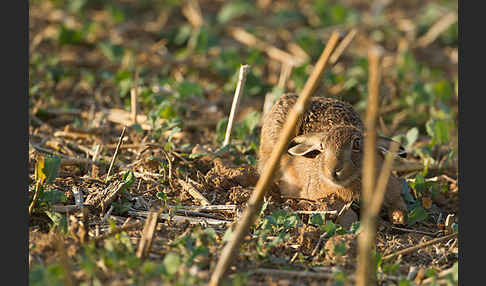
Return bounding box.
[223,64,250,147]
[356,45,384,286]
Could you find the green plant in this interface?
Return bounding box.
[29,263,65,286]
[217,1,254,24]
[253,209,300,258]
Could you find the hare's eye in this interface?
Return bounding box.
[352,137,361,151]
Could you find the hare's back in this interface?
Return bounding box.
[300,97,363,134]
[261,94,363,144]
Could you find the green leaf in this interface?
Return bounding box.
[409,174,427,196]
[322,220,339,237]
[450,262,458,281]
[41,189,67,204]
[30,263,65,286]
[399,278,412,286]
[174,24,192,45]
[140,261,157,277]
[241,111,261,135]
[216,119,229,143]
[432,80,453,102]
[334,242,347,256]
[44,211,68,233]
[308,213,325,226]
[57,25,84,45]
[98,42,124,63]
[156,192,168,201]
[405,127,419,147]
[68,0,87,13]
[349,221,361,234]
[163,253,181,276]
[131,123,144,134]
[426,119,453,146]
[383,260,401,275]
[401,179,415,206]
[176,81,204,99]
[332,274,348,286]
[111,69,133,97]
[42,155,61,185]
[373,250,383,272]
[107,5,125,24]
[451,223,458,233]
[425,268,438,278]
[158,101,178,120]
[192,26,215,53]
[259,199,269,217]
[120,170,135,192]
[407,205,428,226]
[217,1,252,23]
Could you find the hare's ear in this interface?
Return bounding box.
[288,134,324,158]
[376,136,407,158]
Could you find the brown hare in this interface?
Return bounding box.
[258,93,408,228]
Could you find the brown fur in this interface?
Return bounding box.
[258,93,408,225]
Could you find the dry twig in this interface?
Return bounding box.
[130,69,139,124]
[51,205,80,213]
[85,180,126,214]
[250,268,348,280]
[30,143,116,168]
[228,27,306,65]
[167,205,237,212]
[102,108,152,130]
[293,210,338,216]
[382,232,458,262]
[249,268,403,283]
[330,28,358,64]
[223,65,250,147]
[421,263,458,284]
[128,210,231,228]
[53,130,92,140]
[136,208,162,259]
[390,226,440,237]
[177,178,210,206]
[356,45,383,286]
[182,0,204,28]
[93,221,143,243]
[311,231,329,257]
[105,126,127,182]
[416,12,457,48]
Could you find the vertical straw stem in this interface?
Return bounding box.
[131,68,139,124]
[105,126,127,183]
[356,45,383,286]
[223,64,250,147]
